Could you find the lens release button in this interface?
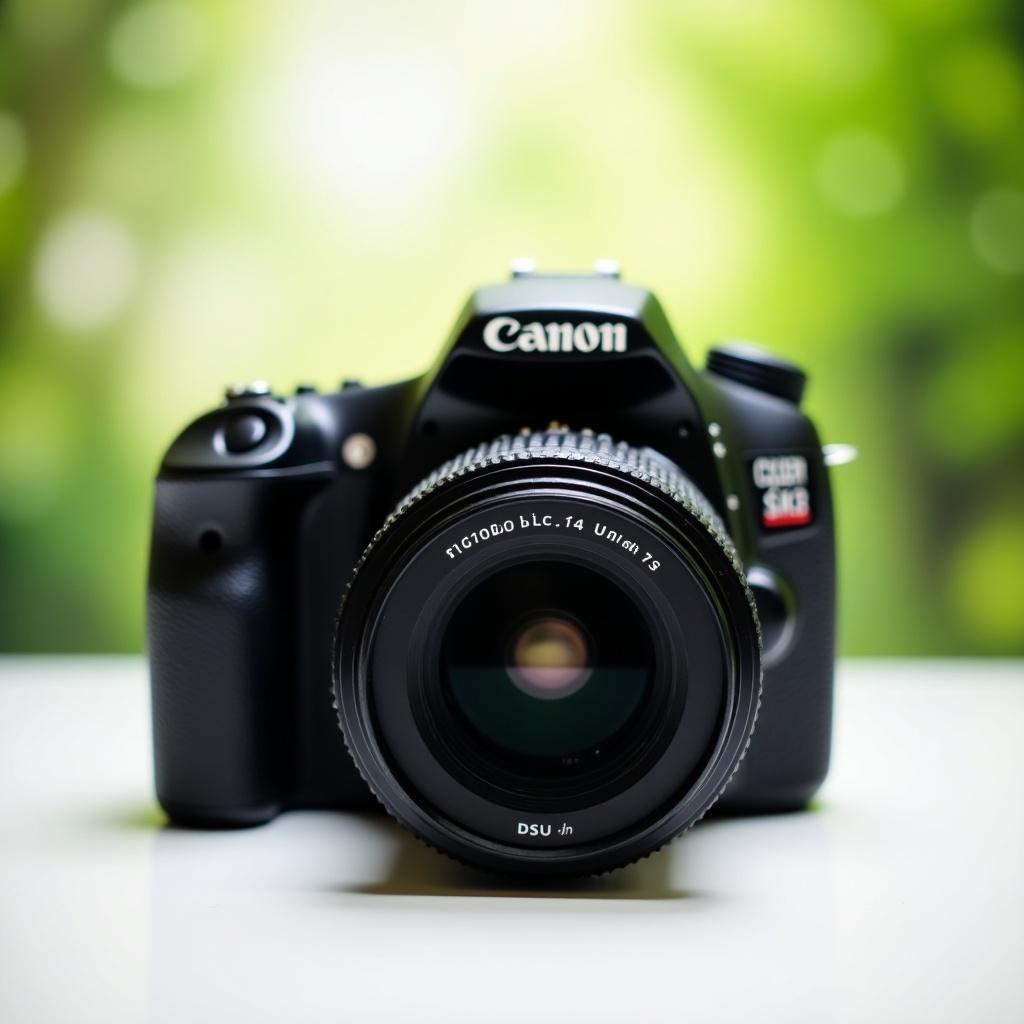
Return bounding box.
[746,565,796,667]
[223,414,268,453]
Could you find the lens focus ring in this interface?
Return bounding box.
[389,428,746,581]
[334,427,762,876]
[389,427,762,713]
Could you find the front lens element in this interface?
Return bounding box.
[508,616,592,699]
[442,562,652,761]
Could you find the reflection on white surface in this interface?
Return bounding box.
[146,811,834,1024]
[0,659,1022,1023]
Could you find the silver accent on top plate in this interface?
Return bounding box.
[510,257,536,277]
[823,443,858,467]
[225,380,271,401]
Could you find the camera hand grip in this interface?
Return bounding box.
[148,477,303,826]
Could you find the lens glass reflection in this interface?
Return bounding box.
[442,562,653,759]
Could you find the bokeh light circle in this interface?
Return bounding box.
[33,210,140,334]
[107,1,206,90]
[969,188,1024,275]
[0,112,27,195]
[816,130,905,218]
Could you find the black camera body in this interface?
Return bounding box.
[149,267,836,875]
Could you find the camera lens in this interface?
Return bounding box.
[442,562,651,760]
[334,430,761,876]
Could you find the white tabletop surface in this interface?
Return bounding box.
[1,657,1021,1024]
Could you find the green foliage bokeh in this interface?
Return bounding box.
[0,0,1022,654]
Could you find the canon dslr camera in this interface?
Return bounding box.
[148,264,837,876]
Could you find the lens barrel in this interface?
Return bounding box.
[333,429,761,876]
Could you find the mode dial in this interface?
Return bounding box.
[707,342,807,405]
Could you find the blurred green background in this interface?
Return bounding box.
[0,0,1022,655]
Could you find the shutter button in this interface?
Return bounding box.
[224,414,267,453]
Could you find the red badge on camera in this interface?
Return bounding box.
[750,454,813,529]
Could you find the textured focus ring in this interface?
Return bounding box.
[381,427,743,581]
